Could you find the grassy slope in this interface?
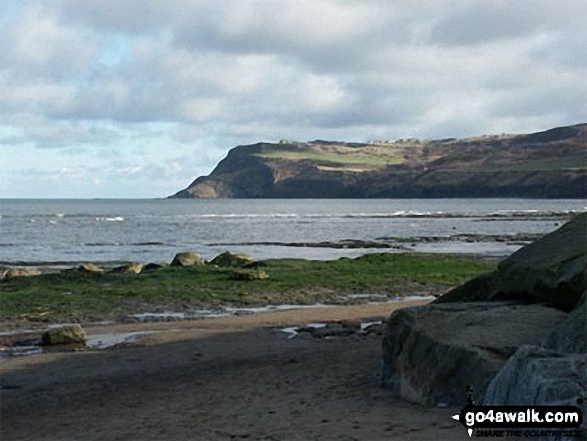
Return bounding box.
[256,147,408,167]
[0,254,496,324]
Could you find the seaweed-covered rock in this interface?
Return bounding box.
[381,302,566,405]
[42,324,87,346]
[211,252,254,267]
[2,268,41,279]
[229,269,269,281]
[75,263,103,273]
[143,263,165,271]
[171,251,204,267]
[110,262,143,274]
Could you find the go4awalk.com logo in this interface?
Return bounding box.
[452,402,584,438]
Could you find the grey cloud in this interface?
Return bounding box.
[1,0,585,158]
[428,0,586,47]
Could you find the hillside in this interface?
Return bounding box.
[171,124,587,198]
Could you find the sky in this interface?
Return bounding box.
[1,1,586,198]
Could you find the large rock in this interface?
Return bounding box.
[435,213,587,311]
[483,345,586,408]
[381,302,566,405]
[210,251,254,267]
[41,324,87,346]
[170,251,204,267]
[110,262,143,274]
[545,291,586,354]
[74,263,103,273]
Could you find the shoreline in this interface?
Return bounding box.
[1,300,475,440]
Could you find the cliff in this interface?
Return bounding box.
[171,123,587,198]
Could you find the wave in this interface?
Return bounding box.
[95,216,124,222]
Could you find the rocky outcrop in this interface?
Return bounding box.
[171,123,587,199]
[382,216,587,410]
[435,212,587,311]
[381,302,566,405]
[170,251,205,267]
[41,324,87,346]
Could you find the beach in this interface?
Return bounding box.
[1,301,474,441]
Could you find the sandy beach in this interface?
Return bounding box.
[0,300,472,440]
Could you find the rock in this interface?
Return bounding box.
[171,251,204,267]
[483,345,586,409]
[75,263,103,273]
[110,262,143,274]
[381,302,566,405]
[228,269,269,281]
[309,323,355,338]
[434,271,500,304]
[363,322,385,335]
[435,213,587,311]
[210,251,254,267]
[545,291,586,354]
[497,213,587,311]
[2,268,41,279]
[41,324,87,346]
[143,263,165,271]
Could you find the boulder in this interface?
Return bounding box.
[110,262,143,274]
[75,263,103,273]
[170,251,204,267]
[41,324,87,346]
[2,268,41,279]
[497,213,587,311]
[229,269,269,281]
[381,302,566,405]
[545,291,586,354]
[210,251,254,267]
[435,213,587,311]
[143,263,165,271]
[483,345,586,408]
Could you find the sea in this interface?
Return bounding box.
[1,199,585,267]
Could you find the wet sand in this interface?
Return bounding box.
[0,301,471,440]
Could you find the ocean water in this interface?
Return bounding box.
[0,199,585,265]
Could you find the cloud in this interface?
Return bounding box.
[0,0,585,197]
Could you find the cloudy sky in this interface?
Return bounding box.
[1,1,586,198]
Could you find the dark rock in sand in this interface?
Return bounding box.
[545,291,586,354]
[381,302,566,405]
[435,213,587,311]
[41,324,87,346]
[362,322,385,336]
[171,251,205,267]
